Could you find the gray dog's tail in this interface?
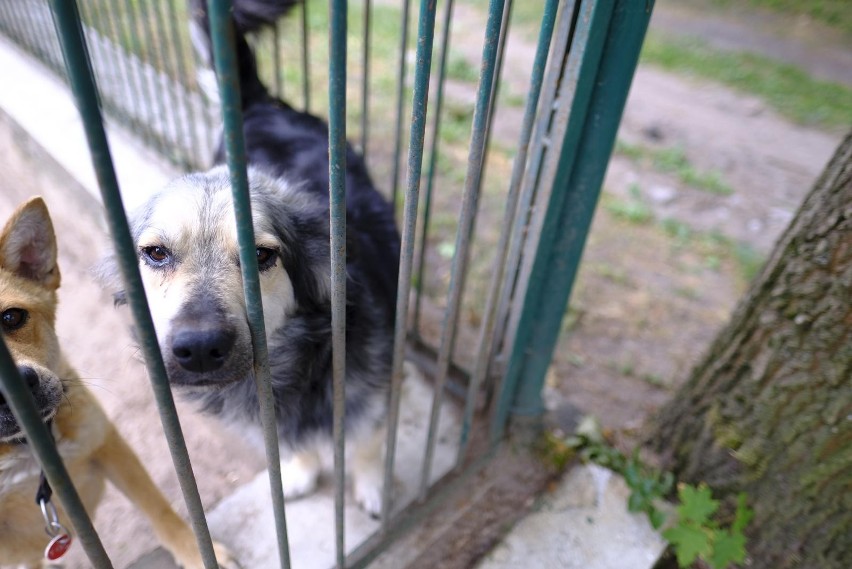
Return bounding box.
[189,0,299,108]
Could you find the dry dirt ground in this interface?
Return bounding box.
[0,0,849,567]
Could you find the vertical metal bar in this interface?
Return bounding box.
[301,0,310,111]
[34,0,62,67]
[418,0,507,499]
[134,0,181,158]
[359,0,371,161]
[388,0,412,212]
[474,0,513,196]
[493,0,654,438]
[206,2,292,568]
[411,0,455,337]
[46,1,221,567]
[381,0,439,527]
[79,1,121,115]
[328,0,348,564]
[16,0,49,63]
[458,0,560,462]
[489,1,574,388]
[0,342,113,567]
[163,0,206,168]
[110,0,155,149]
[125,0,170,157]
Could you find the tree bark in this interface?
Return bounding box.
[650,131,852,569]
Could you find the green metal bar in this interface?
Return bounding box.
[488,1,576,385]
[360,0,371,162]
[0,339,112,567]
[493,0,654,439]
[388,0,412,213]
[459,0,560,463]
[381,0,439,527]
[475,0,513,199]
[411,0,455,337]
[347,448,497,568]
[301,0,310,111]
[206,2,292,567]
[328,0,348,564]
[419,0,507,499]
[46,1,221,567]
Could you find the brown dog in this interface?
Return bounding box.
[0,198,236,568]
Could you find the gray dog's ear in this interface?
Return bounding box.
[0,197,61,290]
[93,252,127,306]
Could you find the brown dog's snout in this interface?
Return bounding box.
[19,366,40,393]
[171,327,236,373]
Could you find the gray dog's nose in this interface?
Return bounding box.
[171,329,235,373]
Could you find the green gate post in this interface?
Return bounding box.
[493,0,655,441]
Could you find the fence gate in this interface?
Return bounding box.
[0,0,653,567]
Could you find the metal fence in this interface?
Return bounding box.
[0,0,653,567]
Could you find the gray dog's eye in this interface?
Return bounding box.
[141,245,172,267]
[256,247,277,271]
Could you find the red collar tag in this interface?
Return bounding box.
[45,532,73,561]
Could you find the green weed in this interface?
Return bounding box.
[446,54,480,83]
[615,141,734,195]
[563,419,754,569]
[603,184,654,225]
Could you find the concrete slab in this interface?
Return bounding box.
[128,365,461,569]
[476,464,666,569]
[206,367,460,569]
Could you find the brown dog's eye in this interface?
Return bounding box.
[256,247,277,271]
[141,245,172,267]
[1,308,28,331]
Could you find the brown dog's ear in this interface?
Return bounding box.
[0,197,61,290]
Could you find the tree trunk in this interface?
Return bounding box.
[650,131,852,569]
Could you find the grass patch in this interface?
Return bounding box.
[616,140,734,195]
[661,218,766,283]
[603,184,654,225]
[446,54,480,83]
[640,33,852,131]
